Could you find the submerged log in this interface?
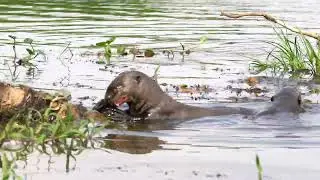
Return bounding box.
[0,82,127,123]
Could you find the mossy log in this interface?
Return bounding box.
[0,82,115,123]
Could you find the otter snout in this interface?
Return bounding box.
[93,96,117,112]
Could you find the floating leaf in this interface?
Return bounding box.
[144,48,155,57]
[95,60,106,64]
[117,45,127,56]
[106,36,116,44]
[199,36,208,44]
[26,48,34,55]
[24,38,33,44]
[180,84,188,88]
[246,77,258,87]
[96,41,107,47]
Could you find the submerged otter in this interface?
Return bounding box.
[94,71,256,121]
[256,87,305,116]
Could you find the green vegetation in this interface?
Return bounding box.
[94,35,208,63]
[250,28,320,79]
[255,154,263,180]
[199,36,208,44]
[117,45,128,56]
[7,35,46,81]
[144,48,155,57]
[96,36,116,65]
[0,107,106,179]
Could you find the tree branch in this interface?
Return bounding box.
[220,11,320,41]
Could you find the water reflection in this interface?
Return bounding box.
[102,134,167,154]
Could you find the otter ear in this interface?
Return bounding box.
[135,75,141,84]
[270,96,274,102]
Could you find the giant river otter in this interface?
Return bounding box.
[94,71,306,122]
[256,86,305,116]
[94,71,255,121]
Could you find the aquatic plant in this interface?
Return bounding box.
[144,48,155,57]
[250,28,320,79]
[0,106,106,179]
[152,64,160,82]
[117,45,127,56]
[95,35,208,64]
[255,154,263,180]
[6,35,46,81]
[96,36,116,65]
[176,35,208,61]
[57,42,73,86]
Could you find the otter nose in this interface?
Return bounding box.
[93,99,106,111]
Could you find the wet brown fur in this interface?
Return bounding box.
[95,71,255,121]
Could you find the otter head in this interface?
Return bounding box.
[256,87,305,117]
[105,71,142,106]
[269,87,303,112]
[104,71,163,109]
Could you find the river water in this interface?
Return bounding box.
[1,0,320,179]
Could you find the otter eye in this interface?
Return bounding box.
[116,85,122,90]
[271,96,274,102]
[135,75,141,84]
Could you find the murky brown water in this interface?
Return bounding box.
[1,0,320,179]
